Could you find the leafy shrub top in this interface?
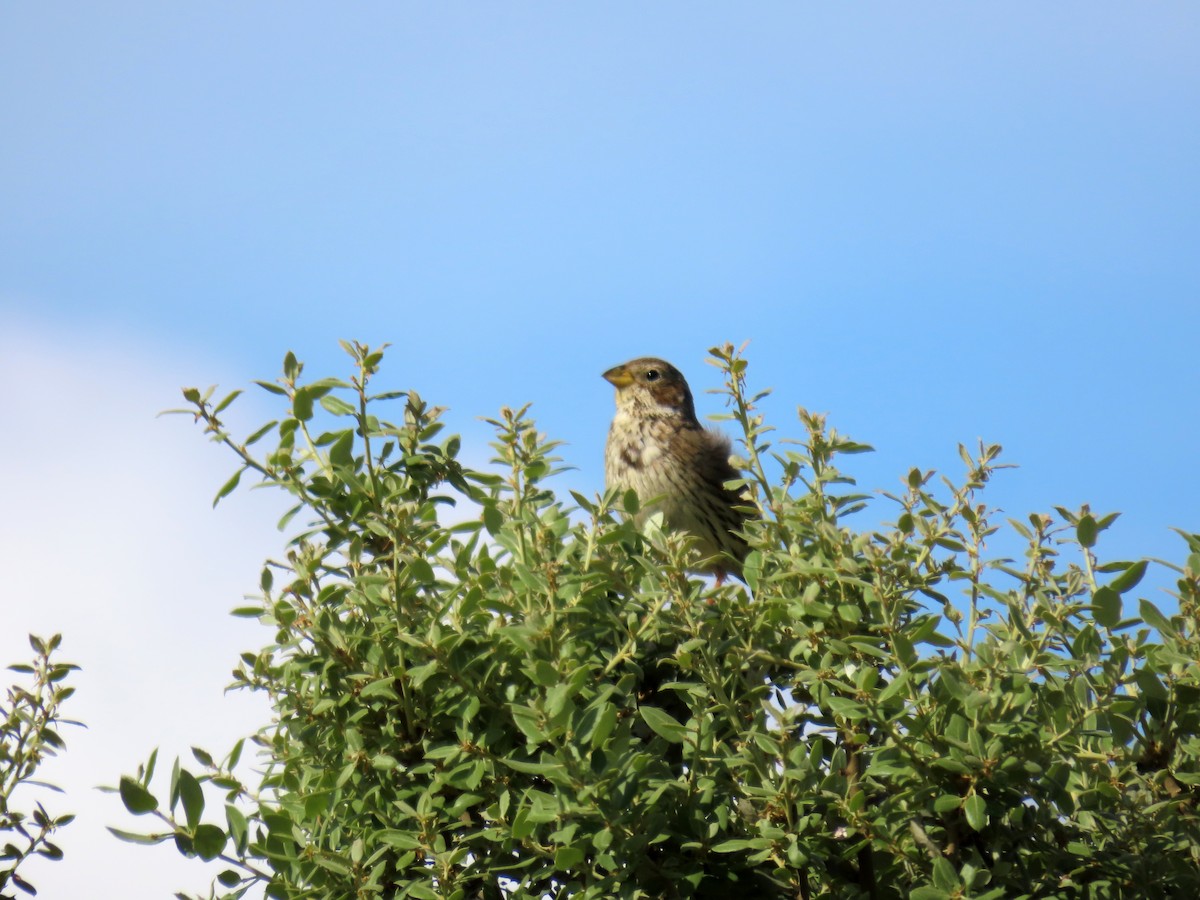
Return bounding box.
[117,342,1200,900]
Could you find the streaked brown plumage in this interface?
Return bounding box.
[603,357,749,583]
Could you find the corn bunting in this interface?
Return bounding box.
[603,357,749,584]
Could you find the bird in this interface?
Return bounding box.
[603,357,750,584]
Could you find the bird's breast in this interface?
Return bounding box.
[606,412,687,495]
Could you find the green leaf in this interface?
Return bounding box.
[931,756,972,775]
[1134,668,1168,699]
[213,389,243,414]
[107,826,171,845]
[406,885,441,900]
[510,704,547,743]
[932,855,961,890]
[1092,586,1121,629]
[639,706,687,743]
[554,846,586,868]
[275,502,303,533]
[282,351,300,380]
[712,838,773,852]
[119,776,159,815]
[177,769,204,830]
[377,830,423,850]
[933,793,961,814]
[568,490,595,512]
[963,793,987,831]
[482,504,503,536]
[501,758,567,777]
[1139,598,1174,636]
[192,823,227,861]
[407,558,435,584]
[525,790,559,823]
[1110,559,1148,594]
[1076,515,1098,548]
[827,696,868,720]
[588,703,618,749]
[320,394,357,416]
[329,429,355,468]
[359,677,399,700]
[1066,840,1093,858]
[244,420,278,446]
[292,387,315,421]
[511,806,535,840]
[213,467,243,507]
[218,870,241,888]
[877,670,911,704]
[227,738,244,770]
[226,805,248,854]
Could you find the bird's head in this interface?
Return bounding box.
[603,357,697,421]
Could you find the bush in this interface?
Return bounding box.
[115,342,1200,899]
[1,635,78,899]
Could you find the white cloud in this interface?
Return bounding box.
[1,317,284,897]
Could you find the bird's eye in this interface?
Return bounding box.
[645,369,659,381]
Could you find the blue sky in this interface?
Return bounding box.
[2,3,1198,895]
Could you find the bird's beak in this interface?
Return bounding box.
[603,364,634,389]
